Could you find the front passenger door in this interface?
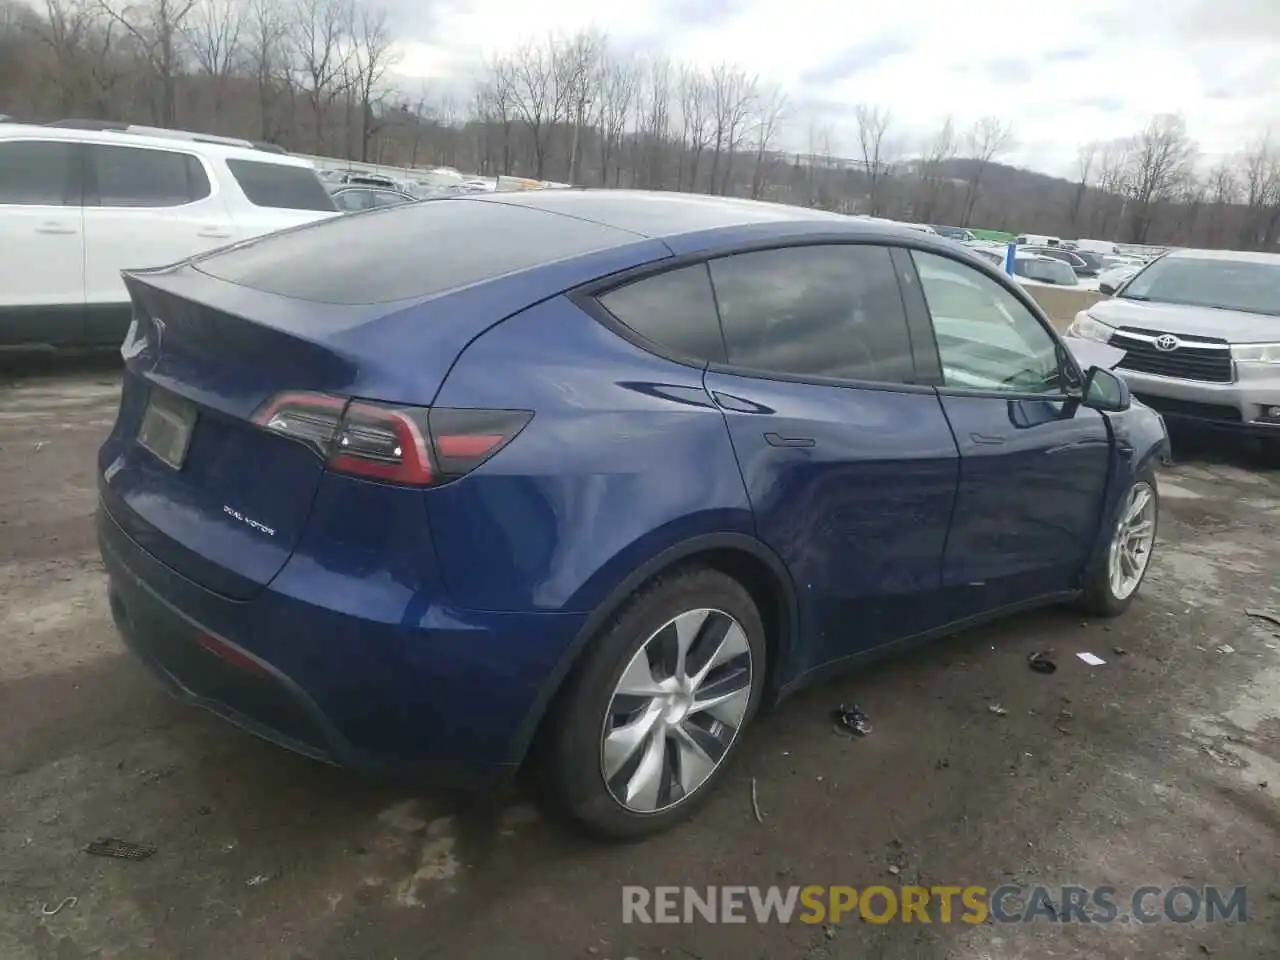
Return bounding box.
[904,249,1112,615]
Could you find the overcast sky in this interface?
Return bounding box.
[387,0,1279,179]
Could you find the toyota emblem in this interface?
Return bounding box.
[1154,334,1180,352]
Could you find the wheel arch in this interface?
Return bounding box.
[507,531,801,768]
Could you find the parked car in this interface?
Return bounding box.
[1066,248,1280,441]
[0,121,339,349]
[970,247,1080,287]
[931,225,978,242]
[1025,245,1103,278]
[329,185,419,212]
[1097,263,1142,293]
[98,191,1169,838]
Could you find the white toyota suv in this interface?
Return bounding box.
[0,121,340,349]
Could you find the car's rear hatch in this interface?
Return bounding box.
[100,201,661,601]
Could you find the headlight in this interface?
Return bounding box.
[1230,343,1280,365]
[1064,312,1114,343]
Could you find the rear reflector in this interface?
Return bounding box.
[250,392,531,487]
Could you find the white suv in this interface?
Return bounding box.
[0,121,340,349]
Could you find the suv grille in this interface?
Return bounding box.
[1108,327,1233,383]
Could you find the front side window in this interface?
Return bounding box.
[597,263,724,362]
[88,144,210,207]
[912,249,1064,394]
[708,244,915,384]
[0,140,78,206]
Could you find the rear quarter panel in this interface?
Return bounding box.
[425,295,755,613]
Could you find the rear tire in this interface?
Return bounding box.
[542,567,766,840]
[1079,466,1160,617]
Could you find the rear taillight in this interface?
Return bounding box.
[251,391,531,487]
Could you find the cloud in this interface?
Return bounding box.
[387,0,1280,179]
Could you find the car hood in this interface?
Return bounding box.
[1088,297,1280,343]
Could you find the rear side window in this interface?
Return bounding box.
[709,244,915,384]
[226,159,337,211]
[88,144,210,207]
[194,198,638,304]
[597,264,725,362]
[0,140,79,206]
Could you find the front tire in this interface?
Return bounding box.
[1080,466,1159,617]
[542,567,767,840]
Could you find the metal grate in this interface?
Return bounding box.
[1109,327,1234,383]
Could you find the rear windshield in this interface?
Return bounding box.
[1015,258,1076,286]
[226,159,337,212]
[194,198,637,304]
[1119,256,1280,317]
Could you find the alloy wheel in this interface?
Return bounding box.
[600,608,754,814]
[1108,480,1157,600]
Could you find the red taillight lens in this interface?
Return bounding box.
[251,391,531,487]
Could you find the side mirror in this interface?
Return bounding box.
[1082,366,1130,412]
[1098,281,1116,296]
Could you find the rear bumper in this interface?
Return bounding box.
[97,499,586,789]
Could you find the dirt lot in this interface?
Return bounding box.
[2,362,1280,960]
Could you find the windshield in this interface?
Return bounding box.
[1014,258,1077,285]
[1119,256,1280,316]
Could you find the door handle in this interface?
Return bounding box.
[969,433,1005,445]
[764,432,816,448]
[36,223,76,235]
[197,228,233,239]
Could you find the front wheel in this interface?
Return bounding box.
[542,568,767,840]
[1080,467,1160,617]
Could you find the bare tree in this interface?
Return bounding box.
[596,51,639,187]
[1237,134,1280,250]
[182,0,244,123]
[288,0,350,151]
[99,0,199,125]
[27,0,96,115]
[853,103,892,215]
[1091,137,1131,237]
[507,37,565,179]
[348,0,395,161]
[243,0,284,142]
[556,27,603,184]
[749,82,786,200]
[706,62,756,195]
[632,55,668,188]
[916,117,957,222]
[960,115,1013,225]
[676,64,712,191]
[1123,113,1197,243]
[1070,140,1097,229]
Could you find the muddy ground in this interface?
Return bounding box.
[2,361,1279,960]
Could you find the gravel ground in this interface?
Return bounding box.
[2,362,1279,960]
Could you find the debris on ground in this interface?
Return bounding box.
[988,704,1008,717]
[1202,744,1245,767]
[1076,652,1106,666]
[1218,644,1236,655]
[751,778,764,824]
[40,896,76,916]
[246,874,271,887]
[833,704,872,737]
[1028,651,1057,674]
[1245,609,1280,628]
[1112,646,1129,656]
[84,838,155,861]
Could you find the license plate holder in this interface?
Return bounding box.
[137,390,197,470]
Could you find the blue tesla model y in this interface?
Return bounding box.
[97,190,1169,838]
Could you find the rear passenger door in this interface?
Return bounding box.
[82,142,232,343]
[701,244,961,674]
[0,138,86,346]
